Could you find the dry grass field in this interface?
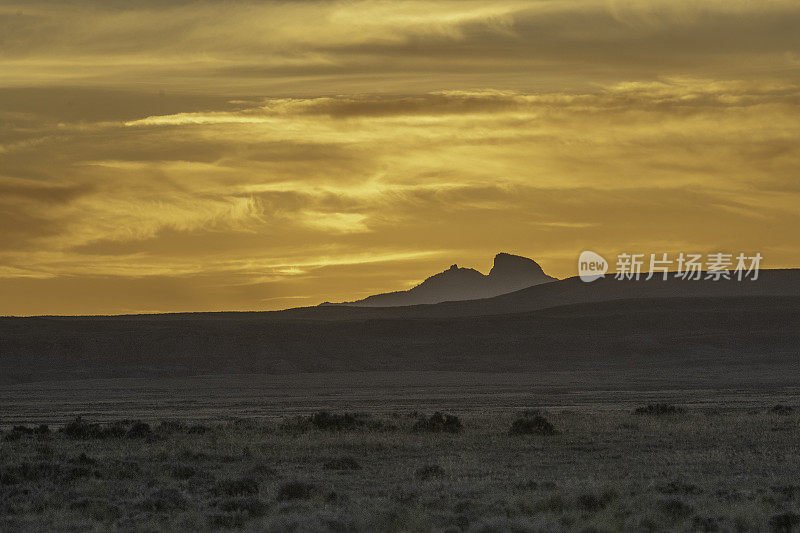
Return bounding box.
[2,393,800,532]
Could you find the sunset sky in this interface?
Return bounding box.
[2,0,799,315]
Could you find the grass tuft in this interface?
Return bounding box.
[508,415,556,436]
[633,404,686,416]
[412,412,462,433]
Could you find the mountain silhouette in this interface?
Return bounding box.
[3,268,800,383]
[340,252,557,307]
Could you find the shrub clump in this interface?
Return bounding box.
[691,516,719,532]
[280,411,395,432]
[216,496,267,517]
[4,427,27,442]
[517,409,544,418]
[508,415,556,436]
[248,462,278,477]
[3,425,49,441]
[60,418,154,440]
[415,464,445,480]
[156,420,185,434]
[3,431,21,442]
[68,497,121,521]
[206,496,267,531]
[279,411,363,432]
[169,464,197,480]
[1,461,63,484]
[126,422,152,439]
[105,459,141,480]
[0,470,18,486]
[771,404,793,415]
[769,512,800,533]
[310,411,364,430]
[276,481,317,501]
[633,404,686,416]
[137,487,187,512]
[412,412,462,433]
[62,418,123,439]
[658,498,693,518]
[577,490,617,513]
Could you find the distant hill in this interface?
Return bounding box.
[288,268,800,320]
[2,268,800,384]
[338,252,556,306]
[1,295,798,383]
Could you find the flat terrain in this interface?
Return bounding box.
[2,273,799,530]
[2,402,800,532]
[2,295,799,383]
[2,370,800,425]
[2,373,800,531]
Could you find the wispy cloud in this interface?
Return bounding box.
[1,1,799,314]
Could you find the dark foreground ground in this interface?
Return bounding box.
[2,372,800,532]
[3,293,799,383]
[2,406,800,532]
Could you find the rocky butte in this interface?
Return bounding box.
[341,253,557,307]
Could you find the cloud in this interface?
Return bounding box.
[2,1,800,93]
[0,1,799,314]
[299,211,371,234]
[0,176,93,204]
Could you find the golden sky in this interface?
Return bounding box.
[1,0,799,315]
